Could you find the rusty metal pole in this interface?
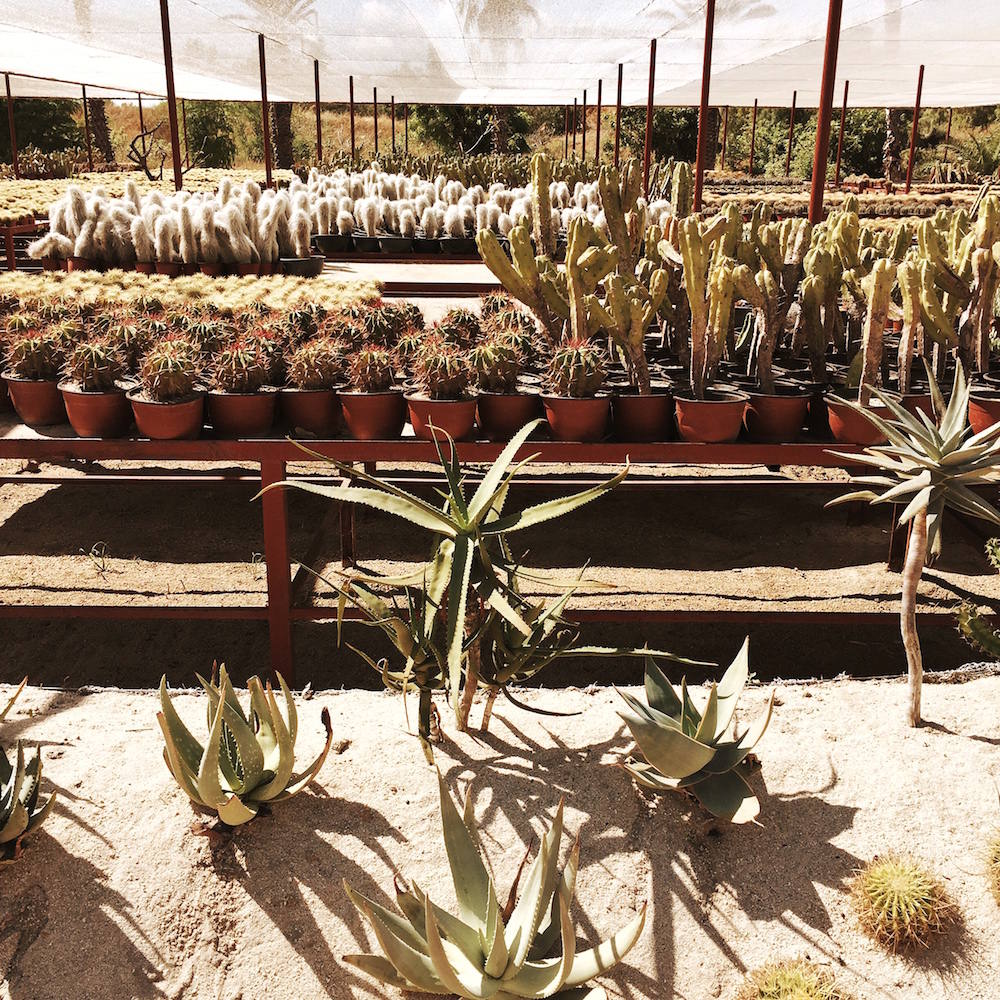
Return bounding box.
[582,89,587,160]
[808,0,844,222]
[720,104,728,170]
[181,97,189,168]
[137,92,145,134]
[905,64,924,193]
[595,78,602,163]
[643,38,656,196]
[81,85,94,171]
[564,105,569,158]
[349,75,355,160]
[314,59,322,163]
[692,0,715,211]
[784,89,796,176]
[834,78,849,186]
[404,103,409,153]
[258,35,273,188]
[749,98,758,174]
[391,95,395,153]
[572,97,577,157]
[614,62,623,167]
[373,86,378,156]
[158,0,184,190]
[943,106,952,162]
[4,74,18,179]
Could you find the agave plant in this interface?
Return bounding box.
[828,361,1000,726]
[344,772,646,999]
[157,666,334,826]
[618,639,774,823]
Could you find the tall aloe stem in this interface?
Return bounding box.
[901,508,927,727]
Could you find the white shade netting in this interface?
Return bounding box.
[0,0,997,106]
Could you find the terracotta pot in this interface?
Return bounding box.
[155,261,182,277]
[59,383,132,438]
[207,391,276,437]
[673,389,748,443]
[899,391,935,422]
[135,261,155,275]
[42,256,62,271]
[406,394,478,441]
[3,375,66,426]
[259,260,275,276]
[611,391,673,442]
[969,391,1000,435]
[824,394,888,446]
[476,392,542,441]
[0,378,10,412]
[339,390,406,440]
[235,262,260,277]
[743,386,810,442]
[181,261,199,276]
[199,261,224,277]
[280,387,341,437]
[66,256,95,272]
[541,395,610,442]
[129,390,203,440]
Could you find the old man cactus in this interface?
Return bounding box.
[618,639,774,823]
[158,666,334,826]
[344,772,646,998]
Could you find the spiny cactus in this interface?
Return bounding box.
[286,338,346,390]
[64,338,126,391]
[618,639,773,823]
[6,332,65,380]
[547,338,605,397]
[857,258,896,405]
[531,151,556,256]
[598,158,644,277]
[211,340,271,394]
[158,666,334,826]
[344,771,646,997]
[412,341,472,399]
[735,960,853,1000]
[670,160,693,219]
[139,338,200,402]
[956,538,1000,659]
[349,346,396,392]
[469,338,523,393]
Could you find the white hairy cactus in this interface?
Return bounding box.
[130,216,155,263]
[27,231,73,260]
[420,206,441,239]
[198,205,219,264]
[398,207,417,239]
[154,215,178,263]
[444,204,466,239]
[336,210,354,236]
[178,204,197,264]
[289,209,312,259]
[497,213,514,236]
[73,219,97,259]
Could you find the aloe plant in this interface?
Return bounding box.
[618,639,774,823]
[343,772,646,998]
[157,666,334,826]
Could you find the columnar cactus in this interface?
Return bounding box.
[598,158,644,277]
[858,259,897,405]
[895,254,924,394]
[799,245,842,381]
[530,151,555,257]
[671,160,693,219]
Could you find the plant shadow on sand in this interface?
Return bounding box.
[206,784,406,998]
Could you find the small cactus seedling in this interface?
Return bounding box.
[735,959,852,1000]
[470,338,523,393]
[64,338,127,391]
[412,340,472,399]
[287,338,346,390]
[850,854,957,952]
[211,341,271,394]
[5,332,65,380]
[349,346,396,393]
[547,339,606,397]
[139,338,200,402]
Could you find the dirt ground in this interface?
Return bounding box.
[2,674,999,1000]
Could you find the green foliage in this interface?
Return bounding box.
[344,771,647,997]
[618,639,773,823]
[0,98,81,163]
[157,666,334,826]
[618,107,698,162]
[411,104,530,154]
[185,101,237,169]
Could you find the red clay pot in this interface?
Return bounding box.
[135,261,155,275]
[42,256,62,271]
[969,391,1000,435]
[339,390,406,440]
[744,386,810,442]
[476,392,542,442]
[280,387,341,437]
[207,391,276,437]
[3,375,66,426]
[66,256,95,272]
[155,261,182,277]
[611,391,673,442]
[824,394,888,446]
[59,383,132,438]
[235,262,260,277]
[406,394,478,441]
[541,395,610,442]
[673,389,748,443]
[181,261,199,276]
[129,390,204,440]
[199,261,224,277]
[899,391,935,422]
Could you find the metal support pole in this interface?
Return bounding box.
[349,75,355,160]
[692,0,715,211]
[564,105,569,158]
[943,106,952,162]
[572,97,577,157]
[720,104,728,170]
[582,88,587,160]
[137,92,145,134]
[260,460,294,684]
[181,97,189,168]
[404,103,408,153]
[905,64,924,193]
[4,74,18,179]
[643,38,656,196]
[595,78,602,163]
[834,78,849,186]
[158,0,184,190]
[808,0,843,222]
[81,85,93,171]
[258,34,273,189]
[784,89,796,177]
[749,98,758,175]
[614,62,623,167]
[391,95,395,153]
[373,86,378,156]
[314,59,322,163]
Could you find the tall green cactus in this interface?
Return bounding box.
[599,158,644,277]
[800,246,842,381]
[671,161,693,219]
[531,151,556,257]
[896,254,923,395]
[858,258,896,405]
[563,215,619,342]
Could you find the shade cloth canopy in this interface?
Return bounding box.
[1,0,996,106]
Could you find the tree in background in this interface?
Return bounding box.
[186,101,236,168]
[617,107,699,162]
[0,98,80,163]
[87,98,115,164]
[787,108,886,180]
[411,104,529,154]
[271,102,294,168]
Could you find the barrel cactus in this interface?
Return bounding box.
[344,772,646,998]
[547,339,605,397]
[618,639,774,823]
[157,666,334,826]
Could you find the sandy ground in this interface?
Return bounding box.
[1,675,998,1000]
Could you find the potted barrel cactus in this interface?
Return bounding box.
[3,330,68,427]
[471,336,540,441]
[207,339,276,437]
[406,338,478,441]
[59,338,133,438]
[280,337,346,436]
[128,337,204,440]
[339,345,406,439]
[543,339,609,442]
